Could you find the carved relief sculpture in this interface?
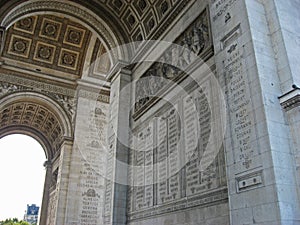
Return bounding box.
[134,8,212,113]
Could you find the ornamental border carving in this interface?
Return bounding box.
[280,94,300,111]
[0,72,74,96]
[128,187,228,221]
[0,74,77,121]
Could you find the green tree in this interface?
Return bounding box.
[0,218,30,225]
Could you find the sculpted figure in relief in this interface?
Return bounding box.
[0,82,19,96]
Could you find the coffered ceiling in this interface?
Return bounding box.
[1,14,111,82]
[0,0,193,83]
[74,0,191,41]
[3,15,91,77]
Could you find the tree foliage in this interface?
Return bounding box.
[0,218,31,225]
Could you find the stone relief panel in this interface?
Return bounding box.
[14,16,38,34]
[46,190,57,225]
[7,34,32,58]
[0,77,76,122]
[134,7,213,115]
[39,17,62,41]
[2,15,91,77]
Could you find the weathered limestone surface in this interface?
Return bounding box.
[63,85,110,225]
[0,0,300,224]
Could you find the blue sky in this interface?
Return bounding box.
[0,134,46,221]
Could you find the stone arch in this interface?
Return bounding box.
[0,91,72,159]
[0,91,73,225]
[0,0,131,63]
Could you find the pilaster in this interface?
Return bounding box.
[105,67,131,225]
[63,82,110,225]
[210,0,300,224]
[39,161,52,225]
[54,138,73,225]
[279,85,300,206]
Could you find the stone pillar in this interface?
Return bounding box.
[104,67,131,225]
[270,0,300,92]
[210,0,300,224]
[39,161,52,225]
[63,83,110,225]
[54,138,73,224]
[279,86,300,198]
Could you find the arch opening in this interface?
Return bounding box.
[0,134,46,223]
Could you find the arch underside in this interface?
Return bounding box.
[0,92,72,160]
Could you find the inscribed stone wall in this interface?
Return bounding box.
[128,79,227,222]
[210,0,266,195]
[223,39,259,171]
[127,3,228,223]
[64,90,110,225]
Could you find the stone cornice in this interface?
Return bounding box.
[128,187,228,221]
[279,85,300,111]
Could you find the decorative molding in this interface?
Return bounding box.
[128,188,228,221]
[0,76,76,121]
[280,94,300,111]
[0,73,75,96]
[0,26,6,56]
[77,89,110,104]
[279,85,300,111]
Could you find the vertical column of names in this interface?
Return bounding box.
[224,41,257,170]
[167,107,181,201]
[143,123,154,208]
[134,129,145,210]
[183,90,200,196]
[157,116,168,204]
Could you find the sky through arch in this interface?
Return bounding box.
[0,134,46,221]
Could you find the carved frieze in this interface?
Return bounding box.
[0,77,76,121]
[134,7,213,114]
[46,191,57,225]
[0,82,29,96]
